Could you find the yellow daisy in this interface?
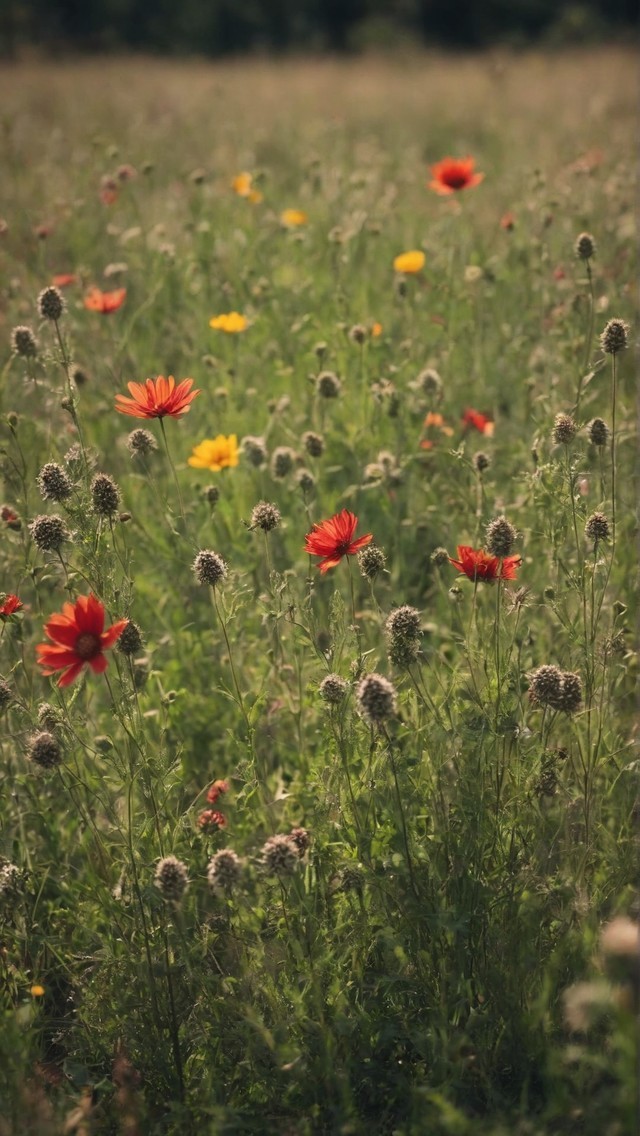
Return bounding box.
[188,435,240,471]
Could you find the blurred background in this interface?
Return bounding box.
[1,0,637,57]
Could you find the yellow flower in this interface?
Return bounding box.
[280,209,308,227]
[393,250,425,274]
[209,312,249,333]
[231,172,263,203]
[188,435,239,471]
[371,321,383,338]
[30,985,45,997]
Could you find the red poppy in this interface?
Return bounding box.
[0,594,23,618]
[36,594,127,687]
[198,809,227,830]
[462,408,494,437]
[304,508,372,573]
[84,287,127,314]
[207,779,229,805]
[428,157,484,195]
[115,376,201,420]
[449,545,521,583]
[52,273,78,288]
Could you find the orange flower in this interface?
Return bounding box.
[0,594,23,619]
[36,594,127,688]
[209,312,248,334]
[393,250,425,274]
[52,273,77,288]
[304,508,372,574]
[449,546,521,583]
[420,411,454,449]
[232,172,263,203]
[198,809,227,830]
[428,157,484,195]
[462,408,494,437]
[206,779,230,804]
[280,208,308,227]
[115,375,201,419]
[371,321,383,338]
[84,287,127,314]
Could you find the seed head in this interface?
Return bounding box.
[117,620,144,656]
[37,462,73,503]
[348,324,367,345]
[600,318,629,355]
[71,365,88,387]
[473,451,491,473]
[356,673,397,725]
[154,855,189,903]
[557,671,582,714]
[37,702,62,731]
[574,232,596,261]
[250,501,281,533]
[314,341,328,360]
[302,431,324,458]
[193,549,227,587]
[431,547,449,567]
[0,861,24,908]
[0,679,13,711]
[261,834,299,876]
[385,605,421,642]
[270,446,296,479]
[388,636,420,668]
[27,730,62,770]
[295,468,315,494]
[552,413,577,445]
[37,286,65,321]
[585,512,610,543]
[29,513,69,553]
[316,371,341,399]
[600,916,640,961]
[587,417,610,447]
[289,828,311,857]
[91,473,121,518]
[415,368,442,397]
[11,325,38,358]
[241,435,268,468]
[319,673,349,704]
[127,428,157,457]
[340,865,364,894]
[358,543,386,580]
[528,664,564,709]
[207,848,243,894]
[203,484,220,507]
[485,515,518,558]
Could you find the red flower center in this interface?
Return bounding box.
[336,539,351,556]
[75,632,101,660]
[445,170,468,188]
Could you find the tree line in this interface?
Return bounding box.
[1,0,636,56]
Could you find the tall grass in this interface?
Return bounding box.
[0,49,637,1135]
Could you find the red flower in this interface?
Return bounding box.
[449,545,521,583]
[115,376,201,420]
[1,505,21,530]
[207,779,229,805]
[198,809,227,830]
[500,212,516,231]
[304,509,372,574]
[84,287,127,314]
[52,273,78,288]
[0,594,23,618]
[36,594,127,687]
[428,157,484,195]
[462,408,494,437]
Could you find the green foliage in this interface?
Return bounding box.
[0,49,637,1135]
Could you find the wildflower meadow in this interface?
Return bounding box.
[0,49,637,1135]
